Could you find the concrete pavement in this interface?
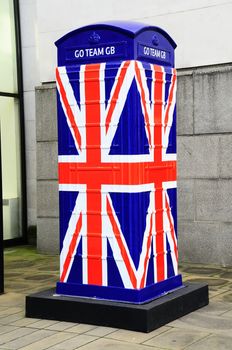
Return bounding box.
[0,246,231,349]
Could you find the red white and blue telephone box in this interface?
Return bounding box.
[55,21,183,303]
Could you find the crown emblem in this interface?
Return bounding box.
[88,32,101,44]
[152,34,159,46]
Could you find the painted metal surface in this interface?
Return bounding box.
[55,21,176,67]
[55,22,182,303]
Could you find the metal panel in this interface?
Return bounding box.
[55,21,176,67]
[55,22,182,304]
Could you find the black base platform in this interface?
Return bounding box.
[26,282,208,333]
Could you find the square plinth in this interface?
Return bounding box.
[26,282,208,333]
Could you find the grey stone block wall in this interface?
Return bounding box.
[177,64,232,266]
[36,64,232,265]
[36,83,59,253]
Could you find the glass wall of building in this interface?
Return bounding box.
[0,0,26,242]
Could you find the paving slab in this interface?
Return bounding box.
[0,328,37,346]
[0,307,22,318]
[0,325,19,336]
[213,290,232,303]
[71,337,157,350]
[46,334,98,350]
[84,326,118,337]
[46,321,77,331]
[1,246,231,350]
[27,319,60,329]
[0,312,24,325]
[17,332,76,350]
[188,300,232,316]
[143,328,209,349]
[1,329,55,350]
[185,334,232,350]
[105,326,171,344]
[64,324,97,334]
[168,311,232,337]
[221,309,232,318]
[10,317,40,327]
[0,293,24,307]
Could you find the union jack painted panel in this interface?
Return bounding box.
[56,60,182,303]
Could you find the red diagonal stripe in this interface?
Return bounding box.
[165,195,178,262]
[56,67,82,150]
[164,71,176,134]
[140,213,153,288]
[105,61,130,132]
[135,61,152,148]
[60,213,82,282]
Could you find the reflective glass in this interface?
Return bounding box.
[0,0,18,93]
[0,96,22,239]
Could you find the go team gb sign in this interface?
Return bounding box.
[66,42,170,65]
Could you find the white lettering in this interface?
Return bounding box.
[105,46,110,55]
[105,46,115,55]
[85,48,90,56]
[143,46,166,60]
[144,47,149,55]
[74,45,116,59]
[161,51,166,59]
[97,47,104,55]
[74,49,84,58]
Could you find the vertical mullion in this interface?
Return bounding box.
[0,128,3,293]
[13,0,27,243]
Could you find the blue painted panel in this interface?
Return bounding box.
[109,191,150,270]
[59,191,79,251]
[57,94,79,156]
[109,78,149,155]
[166,105,176,154]
[167,187,177,237]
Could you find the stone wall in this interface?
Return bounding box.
[36,64,232,266]
[36,83,59,253]
[177,65,232,266]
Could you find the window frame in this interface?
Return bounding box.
[0,0,27,246]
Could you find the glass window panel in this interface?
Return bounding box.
[0,96,22,239]
[0,0,18,93]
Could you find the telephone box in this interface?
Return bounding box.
[55,21,183,303]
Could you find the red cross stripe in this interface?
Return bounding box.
[56,61,177,287]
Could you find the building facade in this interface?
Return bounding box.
[0,0,26,244]
[14,0,232,264]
